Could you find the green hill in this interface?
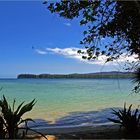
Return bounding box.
[17,71,134,79]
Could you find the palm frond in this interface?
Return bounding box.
[108,103,140,132]
[14,101,25,115]
[18,99,36,118]
[0,95,37,139]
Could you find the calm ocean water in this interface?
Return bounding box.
[0,78,139,127]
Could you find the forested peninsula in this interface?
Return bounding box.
[17,72,134,79]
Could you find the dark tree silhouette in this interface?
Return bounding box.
[133,67,140,93]
[44,0,140,91]
[44,1,140,60]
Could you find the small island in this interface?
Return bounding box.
[17,71,134,79]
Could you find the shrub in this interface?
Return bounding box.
[108,103,140,132]
[133,67,140,93]
[0,95,36,139]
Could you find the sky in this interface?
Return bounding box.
[0,1,135,78]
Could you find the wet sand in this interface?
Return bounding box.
[26,124,140,139]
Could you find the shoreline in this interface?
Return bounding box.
[27,123,117,135]
[26,124,120,139]
[26,124,140,139]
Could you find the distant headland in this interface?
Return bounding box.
[17,71,134,79]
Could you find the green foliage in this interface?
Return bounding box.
[45,0,140,91]
[133,67,140,93]
[0,95,36,139]
[0,116,6,139]
[45,1,140,61]
[108,103,140,132]
[17,72,134,79]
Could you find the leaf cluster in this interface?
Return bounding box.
[0,95,36,139]
[133,67,140,93]
[108,103,140,132]
[45,1,140,61]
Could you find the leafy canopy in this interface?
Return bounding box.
[44,1,140,92]
[44,1,140,62]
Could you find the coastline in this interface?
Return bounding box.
[26,123,140,140]
[27,123,118,135]
[17,71,134,79]
[1,78,139,139]
[26,124,120,139]
[26,123,140,139]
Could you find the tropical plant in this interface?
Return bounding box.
[0,95,36,139]
[133,67,140,93]
[108,103,140,132]
[0,116,6,139]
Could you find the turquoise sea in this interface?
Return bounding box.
[0,78,139,127]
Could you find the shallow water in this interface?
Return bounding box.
[0,78,139,126]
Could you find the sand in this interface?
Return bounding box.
[25,124,140,139]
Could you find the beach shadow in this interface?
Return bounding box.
[54,107,120,126]
[24,119,51,128]
[28,107,121,128]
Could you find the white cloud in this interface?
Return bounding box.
[64,22,71,27]
[35,49,47,55]
[46,47,85,60]
[35,47,138,66]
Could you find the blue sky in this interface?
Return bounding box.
[0,1,128,78]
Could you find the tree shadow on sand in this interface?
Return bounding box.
[28,107,120,128]
[26,107,140,139]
